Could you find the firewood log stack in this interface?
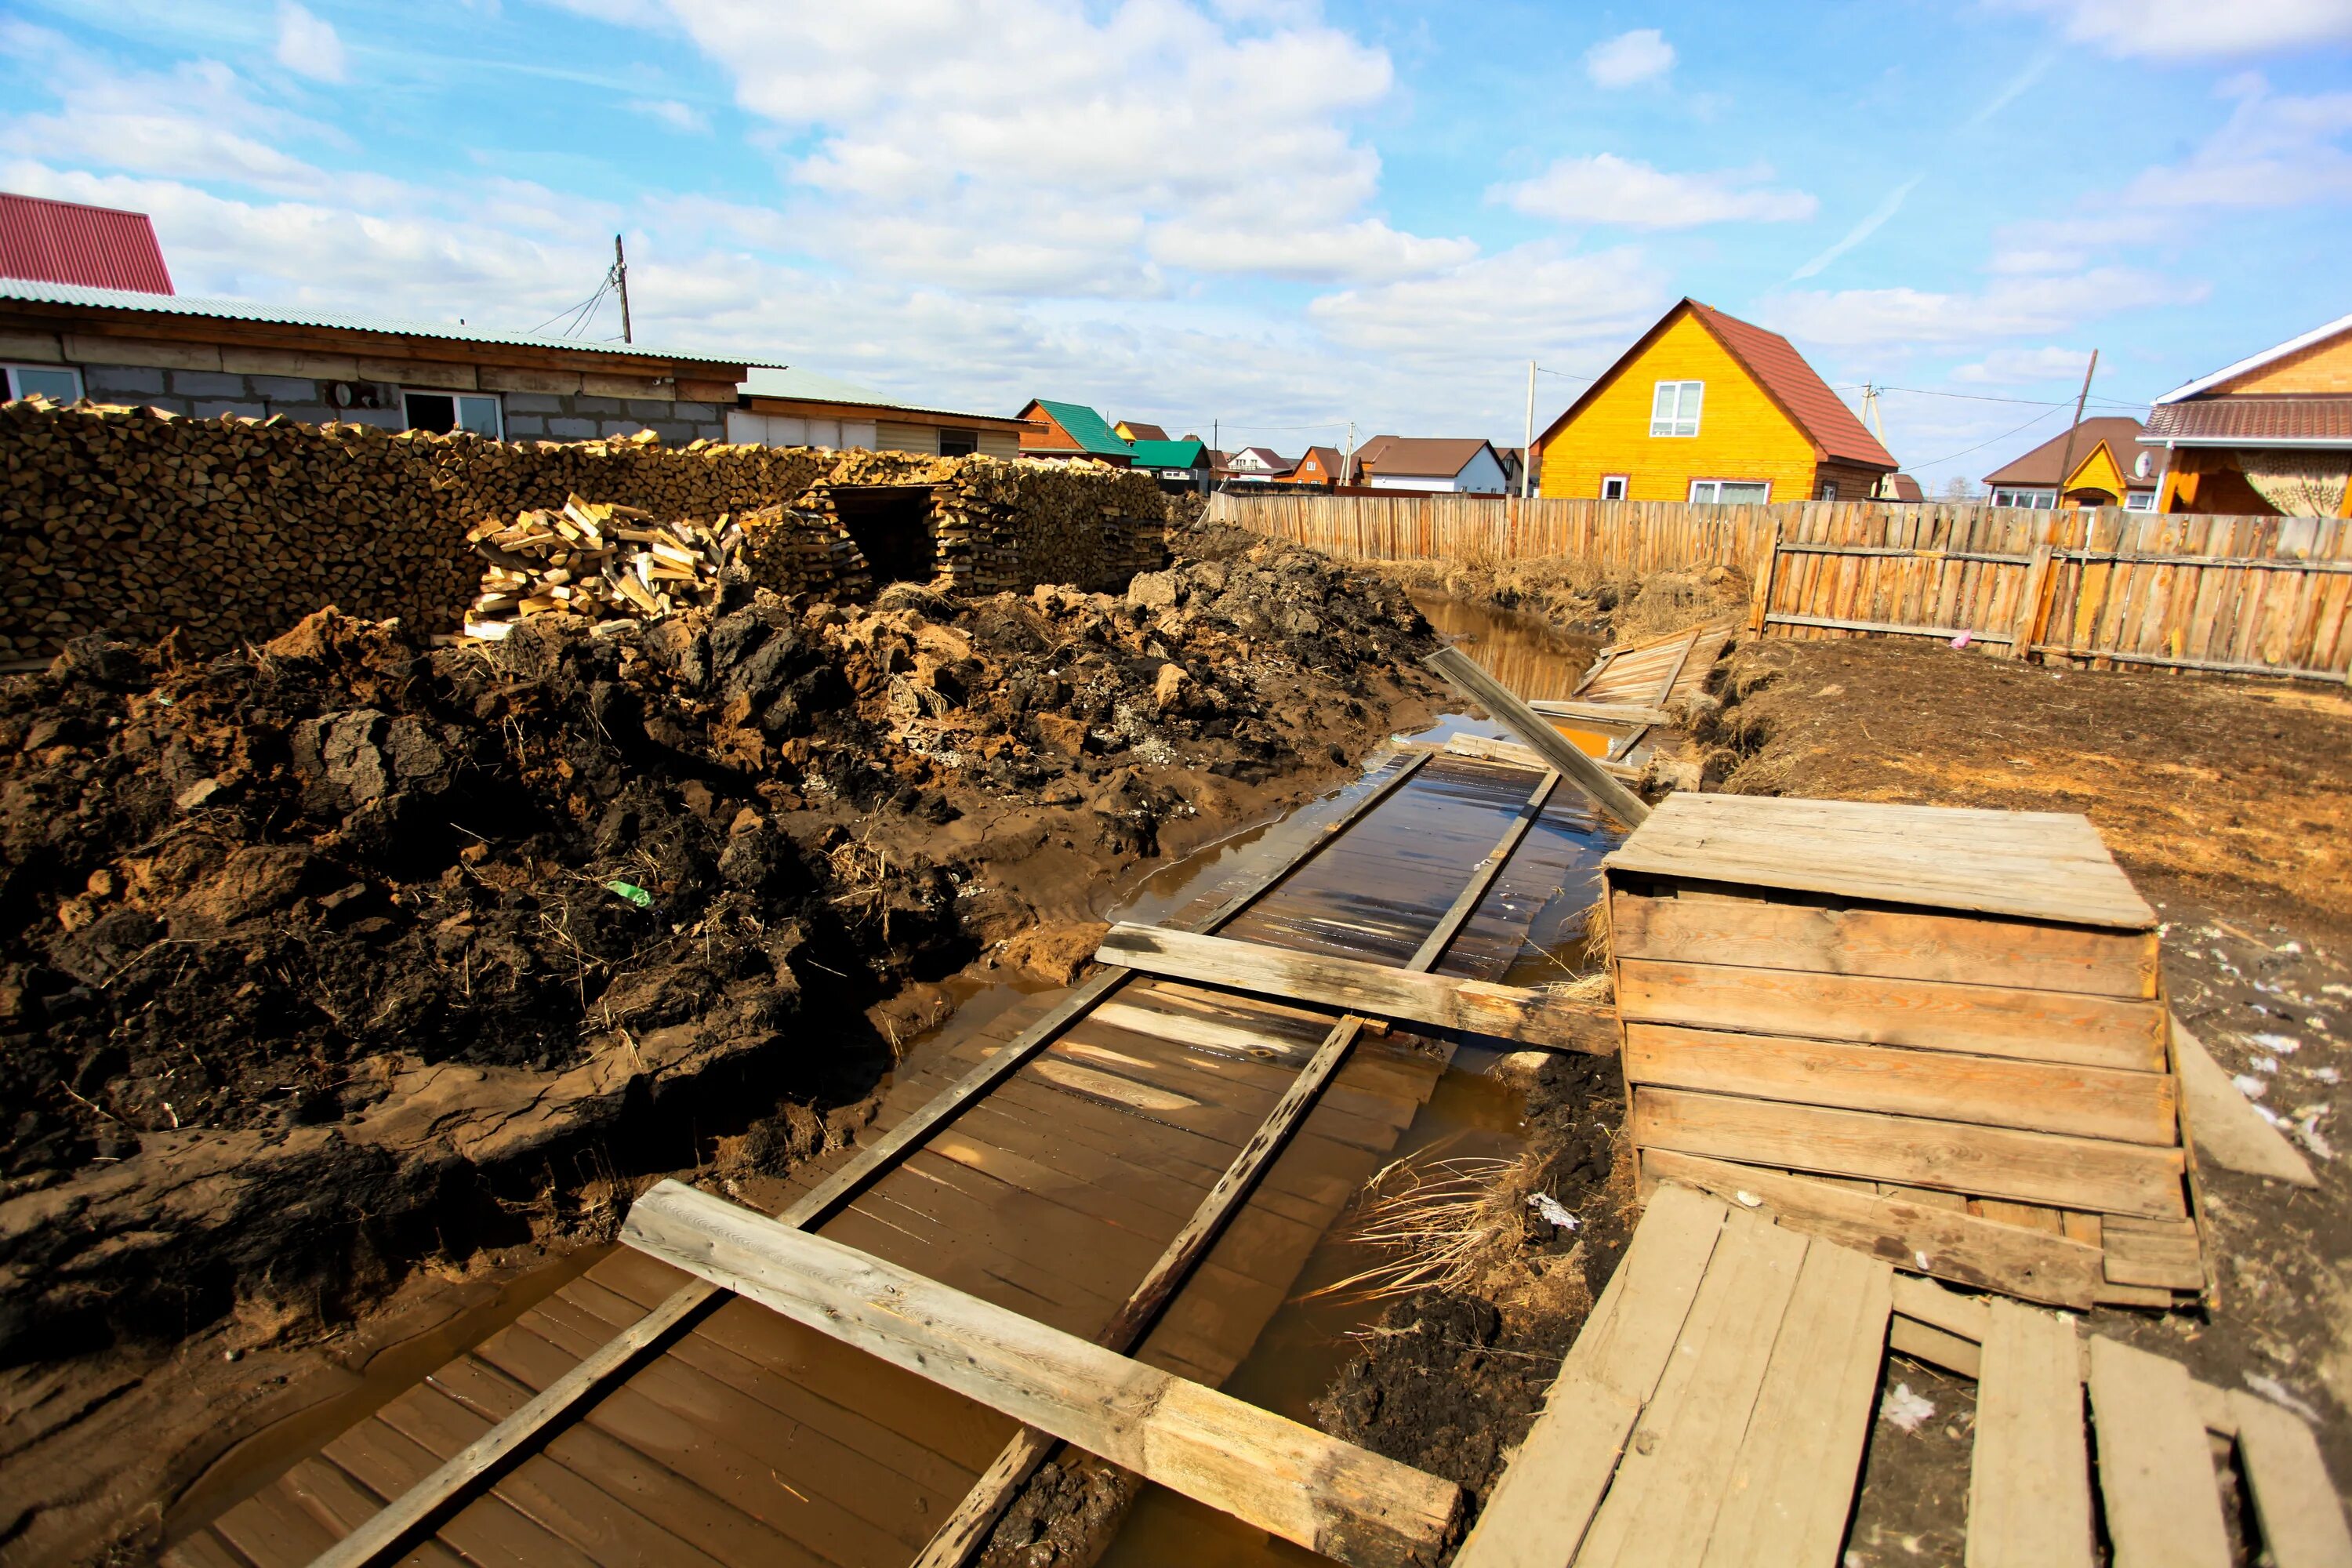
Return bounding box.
[461,495,750,640]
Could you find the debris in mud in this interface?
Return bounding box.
[0,528,1439,1363]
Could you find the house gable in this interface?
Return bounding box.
[1536,307,1819,503]
[2208,324,2352,397]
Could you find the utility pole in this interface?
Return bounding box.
[2049,350,2099,514]
[1860,383,1887,497]
[1345,419,1356,486]
[1523,360,1537,499]
[614,234,633,344]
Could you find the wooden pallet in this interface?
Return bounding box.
[1567,619,1736,711]
[1458,1184,2352,1568]
[1606,793,2205,1310]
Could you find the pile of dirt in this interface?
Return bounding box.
[0,530,1443,1367]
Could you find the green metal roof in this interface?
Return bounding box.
[0,277,784,368]
[1029,398,1133,457]
[1128,437,1206,468]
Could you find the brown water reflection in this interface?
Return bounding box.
[1410,590,1599,702]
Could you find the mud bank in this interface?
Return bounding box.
[0,518,1446,1564]
[1365,553,1750,647]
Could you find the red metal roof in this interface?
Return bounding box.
[0,193,172,294]
[2143,397,2352,445]
[1685,302,1895,470]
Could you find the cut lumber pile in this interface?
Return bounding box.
[1607,793,2208,1311]
[461,495,742,637]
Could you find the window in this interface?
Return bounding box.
[1599,474,1628,501]
[2125,490,2157,511]
[1817,481,1838,501]
[5,364,84,403]
[403,390,503,438]
[1991,487,2055,510]
[936,426,978,457]
[1689,480,1770,504]
[1650,380,1703,437]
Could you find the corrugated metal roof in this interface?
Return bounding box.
[1353,435,1495,478]
[0,276,781,368]
[1022,398,1133,457]
[0,194,173,294]
[2143,397,2352,445]
[1129,437,1206,467]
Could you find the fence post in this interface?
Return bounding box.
[1748,521,1784,636]
[2009,542,2055,659]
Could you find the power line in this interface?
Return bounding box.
[1904,404,2070,469]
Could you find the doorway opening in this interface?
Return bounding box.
[826,486,938,592]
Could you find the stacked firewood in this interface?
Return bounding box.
[463,496,745,639]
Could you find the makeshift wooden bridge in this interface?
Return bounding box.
[166,743,1626,1568]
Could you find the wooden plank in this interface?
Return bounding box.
[1527,698,1680,728]
[1640,1149,2106,1308]
[1604,793,2156,929]
[1096,924,1613,1051]
[2171,1015,2318,1185]
[1088,1001,1316,1065]
[1701,1240,1894,1568]
[2102,1216,2206,1290]
[1425,644,1653,826]
[1571,1208,1810,1566]
[1623,1022,2180,1145]
[2229,1390,2352,1568]
[1407,770,1559,971]
[1454,1185,1732,1568]
[2086,1336,2231,1568]
[1443,732,1642,781]
[1649,626,1704,707]
[1634,1088,2187,1219]
[1616,958,2167,1072]
[1767,611,2016,642]
[1748,525,1782,635]
[619,1181,1462,1568]
[1607,887,2158,999]
[1967,1300,2094,1568]
[1890,1315,1981,1379]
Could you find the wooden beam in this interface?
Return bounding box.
[307,749,1432,1567]
[620,1182,1464,1568]
[1096,923,1613,1051]
[1524,697,1679,728]
[1768,612,2016,643]
[1438,733,1641,782]
[1424,646,1652,826]
[1748,522,1783,635]
[1639,1149,2105,1308]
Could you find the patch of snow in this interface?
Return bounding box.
[1879,1383,1936,1433]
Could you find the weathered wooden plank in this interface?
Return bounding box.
[1623,1022,2179,1145]
[1615,959,2168,1072]
[1604,793,2155,929]
[2170,1015,2318,1185]
[1087,1001,1317,1065]
[1640,1149,2103,1308]
[1572,1208,1809,1566]
[1096,924,1613,1051]
[1700,1240,1893,1568]
[1607,887,2158,999]
[1634,1088,2187,1220]
[620,1181,1462,1568]
[1425,644,1653,826]
[1408,770,1559,971]
[1968,1300,2094,1568]
[2086,1336,2231,1568]
[1441,732,1642,781]
[1454,1184,1731,1568]
[2229,1390,2352,1568]
[2102,1216,2206,1290]
[1526,698,1679,728]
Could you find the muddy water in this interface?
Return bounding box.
[1411,590,1599,703]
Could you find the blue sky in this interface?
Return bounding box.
[3,0,2350,489]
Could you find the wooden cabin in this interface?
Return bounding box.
[2143,312,2352,517]
[1983,418,2158,511]
[1534,298,1895,504]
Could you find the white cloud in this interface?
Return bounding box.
[627,98,710,134]
[1496,154,1817,230]
[274,2,346,82]
[1584,28,1674,89]
[1762,267,2204,347]
[1308,242,1664,365]
[2121,82,2352,207]
[1995,0,2352,59]
[1791,174,1922,279]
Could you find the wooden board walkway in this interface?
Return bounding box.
[1459,1182,2352,1568]
[167,749,1617,1568]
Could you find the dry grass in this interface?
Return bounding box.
[1307,1156,1530,1303]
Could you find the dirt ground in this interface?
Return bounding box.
[1700,635,2352,1546]
[0,521,1450,1566]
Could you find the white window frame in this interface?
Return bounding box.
[1689,479,1771,504]
[1991,487,2056,510]
[1650,379,1703,437]
[1817,481,1838,501]
[1599,474,1629,501]
[5,364,85,403]
[2124,489,2157,511]
[402,388,504,439]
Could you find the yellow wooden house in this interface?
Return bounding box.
[2143,310,2352,517]
[1534,299,1896,503]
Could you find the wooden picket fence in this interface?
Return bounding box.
[1210,492,2352,683]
